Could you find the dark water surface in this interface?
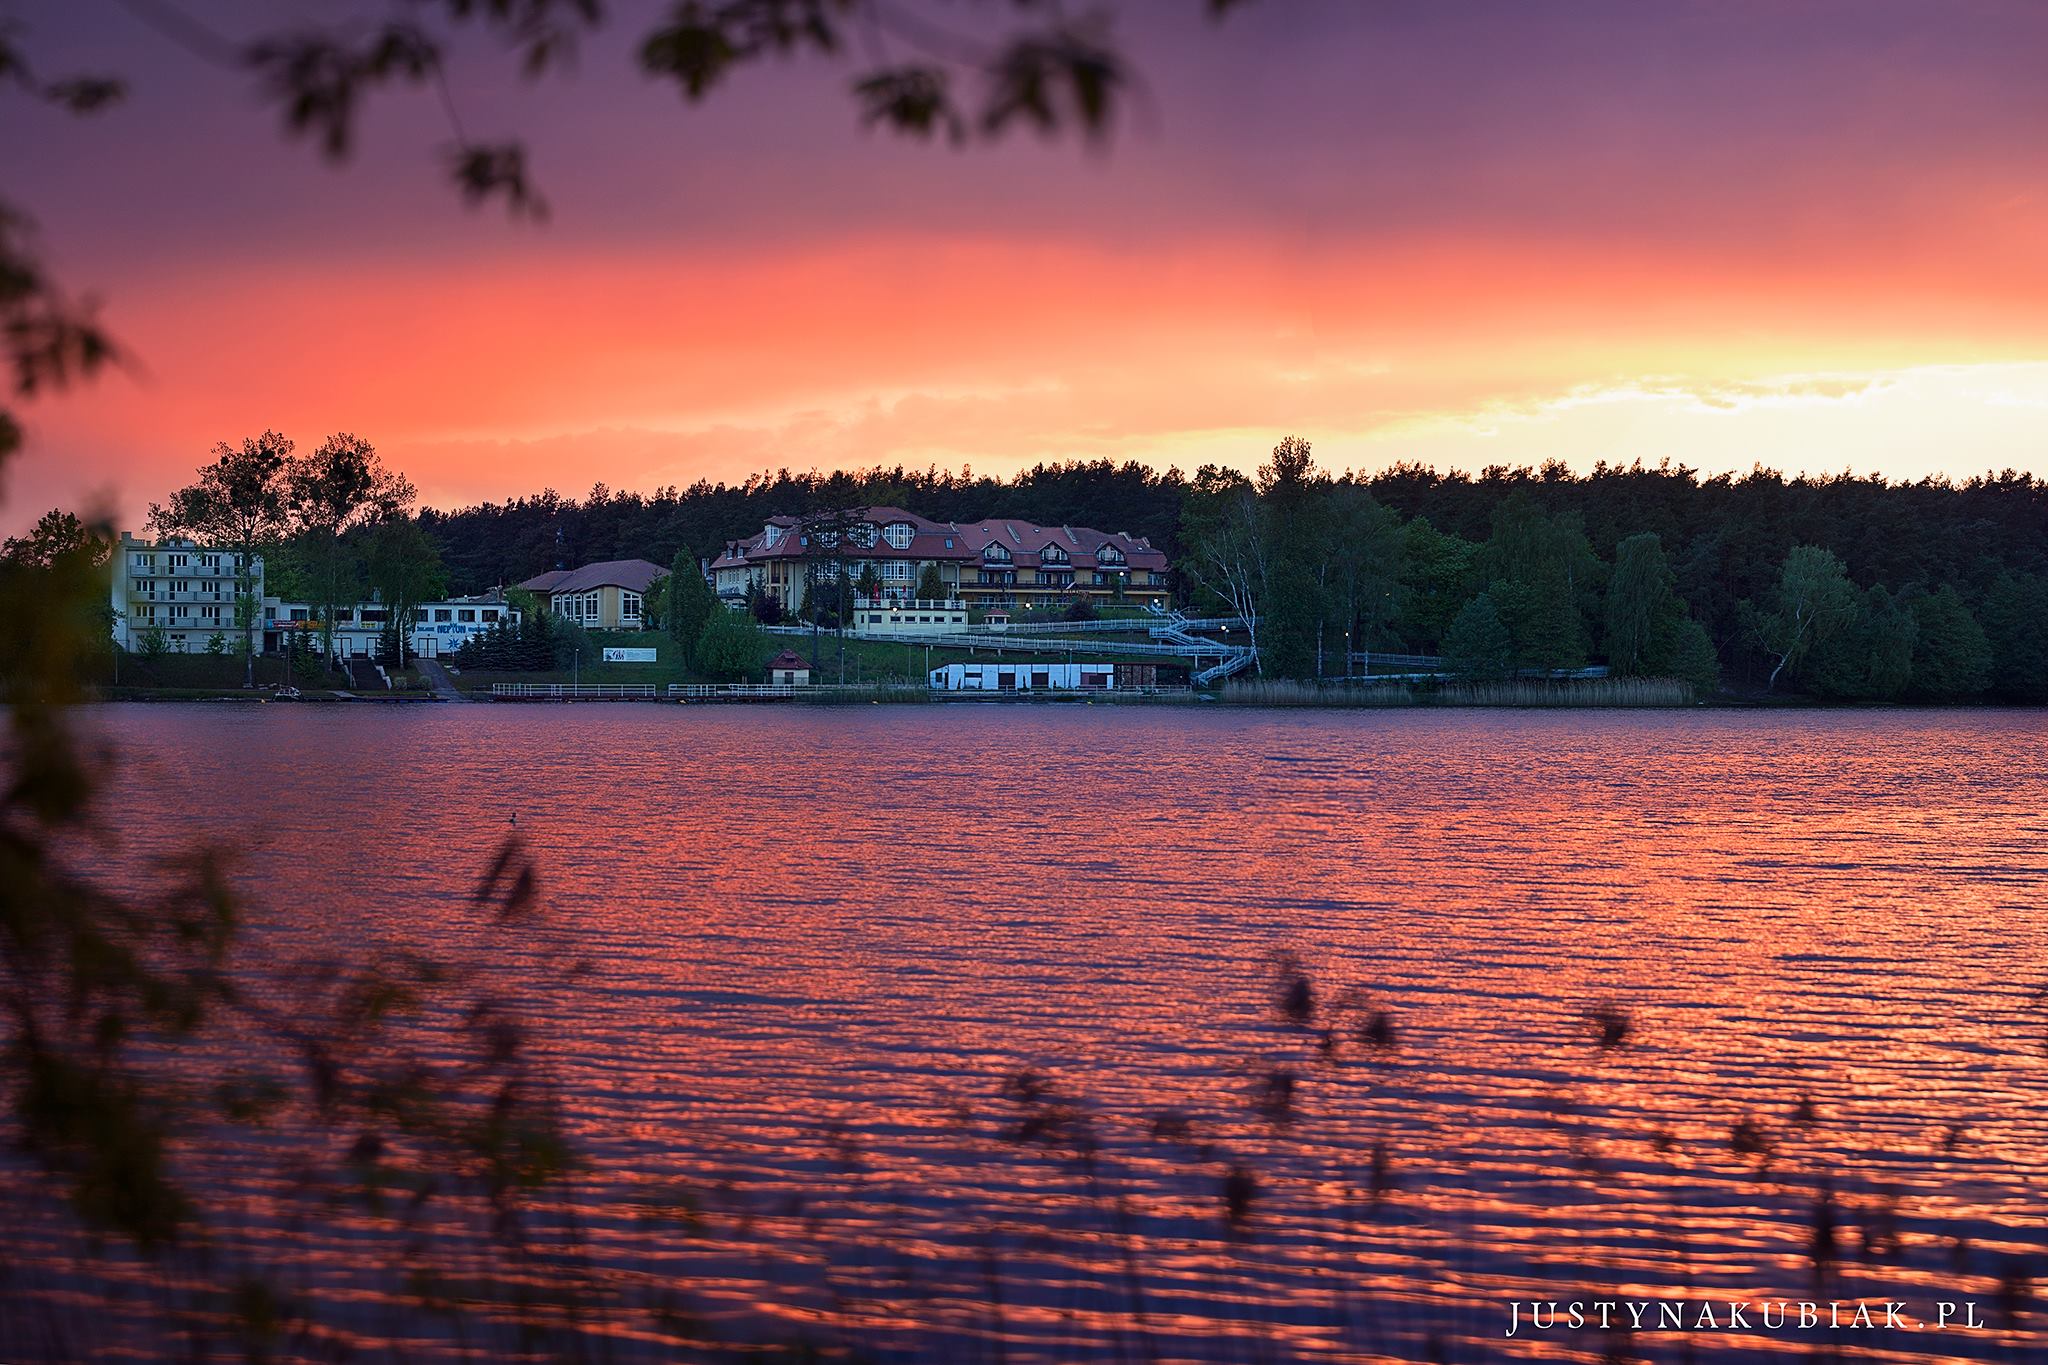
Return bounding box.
[17,704,2048,1362]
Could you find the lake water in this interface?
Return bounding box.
[12,704,2048,1362]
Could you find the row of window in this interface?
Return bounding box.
[129,553,247,572]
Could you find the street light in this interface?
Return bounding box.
[572,648,580,691]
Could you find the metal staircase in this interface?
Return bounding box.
[1148,610,1257,684]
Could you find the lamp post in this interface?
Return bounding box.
[572,648,580,691]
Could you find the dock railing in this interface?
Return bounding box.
[667,684,797,700]
[490,683,658,700]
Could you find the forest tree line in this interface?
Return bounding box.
[415,446,2045,701]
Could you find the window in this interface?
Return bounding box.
[621,592,641,621]
[1041,544,1068,564]
[885,561,910,581]
[850,522,877,548]
[434,609,452,622]
[1098,544,1125,565]
[482,609,499,622]
[458,609,476,622]
[884,522,914,550]
[982,543,1011,563]
[582,591,600,620]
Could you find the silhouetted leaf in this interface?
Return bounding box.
[980,27,1124,141]
[853,65,963,141]
[448,142,549,220]
[42,77,126,113]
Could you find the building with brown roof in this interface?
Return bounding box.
[517,558,666,629]
[765,649,812,686]
[708,507,1168,616]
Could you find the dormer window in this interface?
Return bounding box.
[982,543,1012,563]
[851,522,878,548]
[884,522,914,550]
[1098,544,1126,566]
[1041,544,1068,565]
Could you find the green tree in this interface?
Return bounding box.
[1480,494,1599,672]
[1982,577,2048,703]
[915,562,949,602]
[2,507,111,571]
[1906,584,1991,699]
[1317,484,1405,673]
[288,432,415,664]
[1178,464,1267,667]
[1604,532,1680,676]
[149,433,294,688]
[1441,592,1515,681]
[695,607,768,681]
[1980,573,2048,704]
[1743,545,1858,692]
[1253,435,1324,678]
[639,572,670,636]
[362,516,448,670]
[668,551,717,647]
[1650,614,1721,696]
[1394,517,1479,651]
[1800,584,1914,700]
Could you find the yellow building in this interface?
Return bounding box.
[518,559,666,629]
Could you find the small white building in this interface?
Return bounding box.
[849,598,969,637]
[767,650,812,686]
[262,591,519,660]
[929,662,1116,692]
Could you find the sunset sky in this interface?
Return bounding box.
[6,0,2047,533]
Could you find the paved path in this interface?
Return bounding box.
[416,659,466,701]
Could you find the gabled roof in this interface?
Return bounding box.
[766,649,811,671]
[522,559,666,595]
[709,508,1163,573]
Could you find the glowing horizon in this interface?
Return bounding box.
[7,0,2047,531]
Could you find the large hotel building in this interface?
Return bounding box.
[708,507,1170,615]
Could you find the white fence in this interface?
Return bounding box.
[490,683,658,700]
[667,684,798,700]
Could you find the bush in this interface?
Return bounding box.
[696,608,769,681]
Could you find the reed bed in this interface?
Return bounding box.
[1221,676,1696,708]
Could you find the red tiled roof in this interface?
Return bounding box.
[522,558,666,594]
[710,509,1165,573]
[767,650,811,670]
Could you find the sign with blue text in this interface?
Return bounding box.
[602,647,658,663]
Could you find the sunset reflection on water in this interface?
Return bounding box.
[14,704,2048,1363]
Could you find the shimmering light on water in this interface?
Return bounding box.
[11,704,2048,1362]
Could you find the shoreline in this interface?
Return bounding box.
[72,688,2036,711]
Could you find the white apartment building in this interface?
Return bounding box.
[110,532,264,654]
